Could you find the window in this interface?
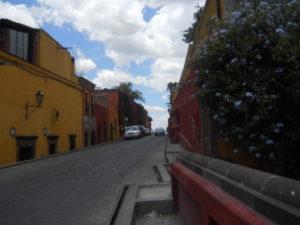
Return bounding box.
[91,95,94,114]
[9,29,28,60]
[85,92,89,113]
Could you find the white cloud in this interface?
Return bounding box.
[76,58,96,74]
[147,57,184,91]
[0,1,43,28]
[150,112,169,129]
[143,105,166,112]
[0,0,206,92]
[92,69,148,88]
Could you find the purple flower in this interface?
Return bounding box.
[276,123,284,128]
[260,135,267,140]
[275,28,285,36]
[255,153,262,158]
[274,128,280,133]
[245,92,253,97]
[249,146,256,152]
[265,139,274,145]
[231,58,238,63]
[234,100,242,108]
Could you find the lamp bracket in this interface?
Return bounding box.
[25,103,42,120]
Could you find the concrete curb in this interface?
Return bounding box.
[155,164,171,183]
[0,137,124,170]
[112,185,138,225]
[104,184,129,225]
[111,183,176,225]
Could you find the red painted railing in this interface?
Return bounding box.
[171,162,275,225]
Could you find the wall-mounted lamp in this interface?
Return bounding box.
[25,91,45,120]
[52,109,60,124]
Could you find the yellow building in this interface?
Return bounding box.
[0,19,83,166]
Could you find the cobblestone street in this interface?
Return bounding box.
[0,136,167,225]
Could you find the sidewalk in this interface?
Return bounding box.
[108,138,184,225]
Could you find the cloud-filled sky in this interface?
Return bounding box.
[0,0,205,129]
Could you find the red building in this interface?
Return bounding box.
[95,89,121,141]
[95,92,109,143]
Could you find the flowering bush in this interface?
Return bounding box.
[194,0,300,177]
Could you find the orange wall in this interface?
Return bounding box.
[105,90,120,140]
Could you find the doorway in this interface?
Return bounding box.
[16,136,37,162]
[48,136,59,155]
[19,146,34,161]
[69,135,76,150]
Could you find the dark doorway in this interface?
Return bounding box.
[16,136,37,162]
[98,124,101,143]
[104,122,108,141]
[69,135,76,150]
[19,146,34,161]
[110,123,113,141]
[49,144,56,154]
[91,130,95,145]
[48,136,59,155]
[84,132,89,146]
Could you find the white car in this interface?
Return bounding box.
[145,128,151,135]
[124,126,142,139]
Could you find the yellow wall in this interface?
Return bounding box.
[0,32,83,166]
[36,30,78,83]
[194,0,224,46]
[217,139,255,167]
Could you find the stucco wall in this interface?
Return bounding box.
[0,48,83,165]
[36,30,77,82]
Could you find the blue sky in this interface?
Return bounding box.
[0,0,205,128]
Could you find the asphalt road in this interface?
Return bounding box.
[0,135,167,225]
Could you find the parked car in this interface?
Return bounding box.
[124,125,142,139]
[153,128,165,136]
[145,128,151,135]
[138,125,146,136]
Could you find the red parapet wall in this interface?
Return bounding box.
[171,162,275,225]
[169,71,202,153]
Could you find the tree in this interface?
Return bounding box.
[193,0,300,179]
[117,82,145,103]
[167,82,178,113]
[182,4,204,43]
[116,82,146,128]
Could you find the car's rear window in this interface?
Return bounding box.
[127,126,138,131]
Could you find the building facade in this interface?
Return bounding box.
[0,19,83,166]
[168,0,248,162]
[95,91,109,143]
[95,89,120,141]
[79,77,97,147]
